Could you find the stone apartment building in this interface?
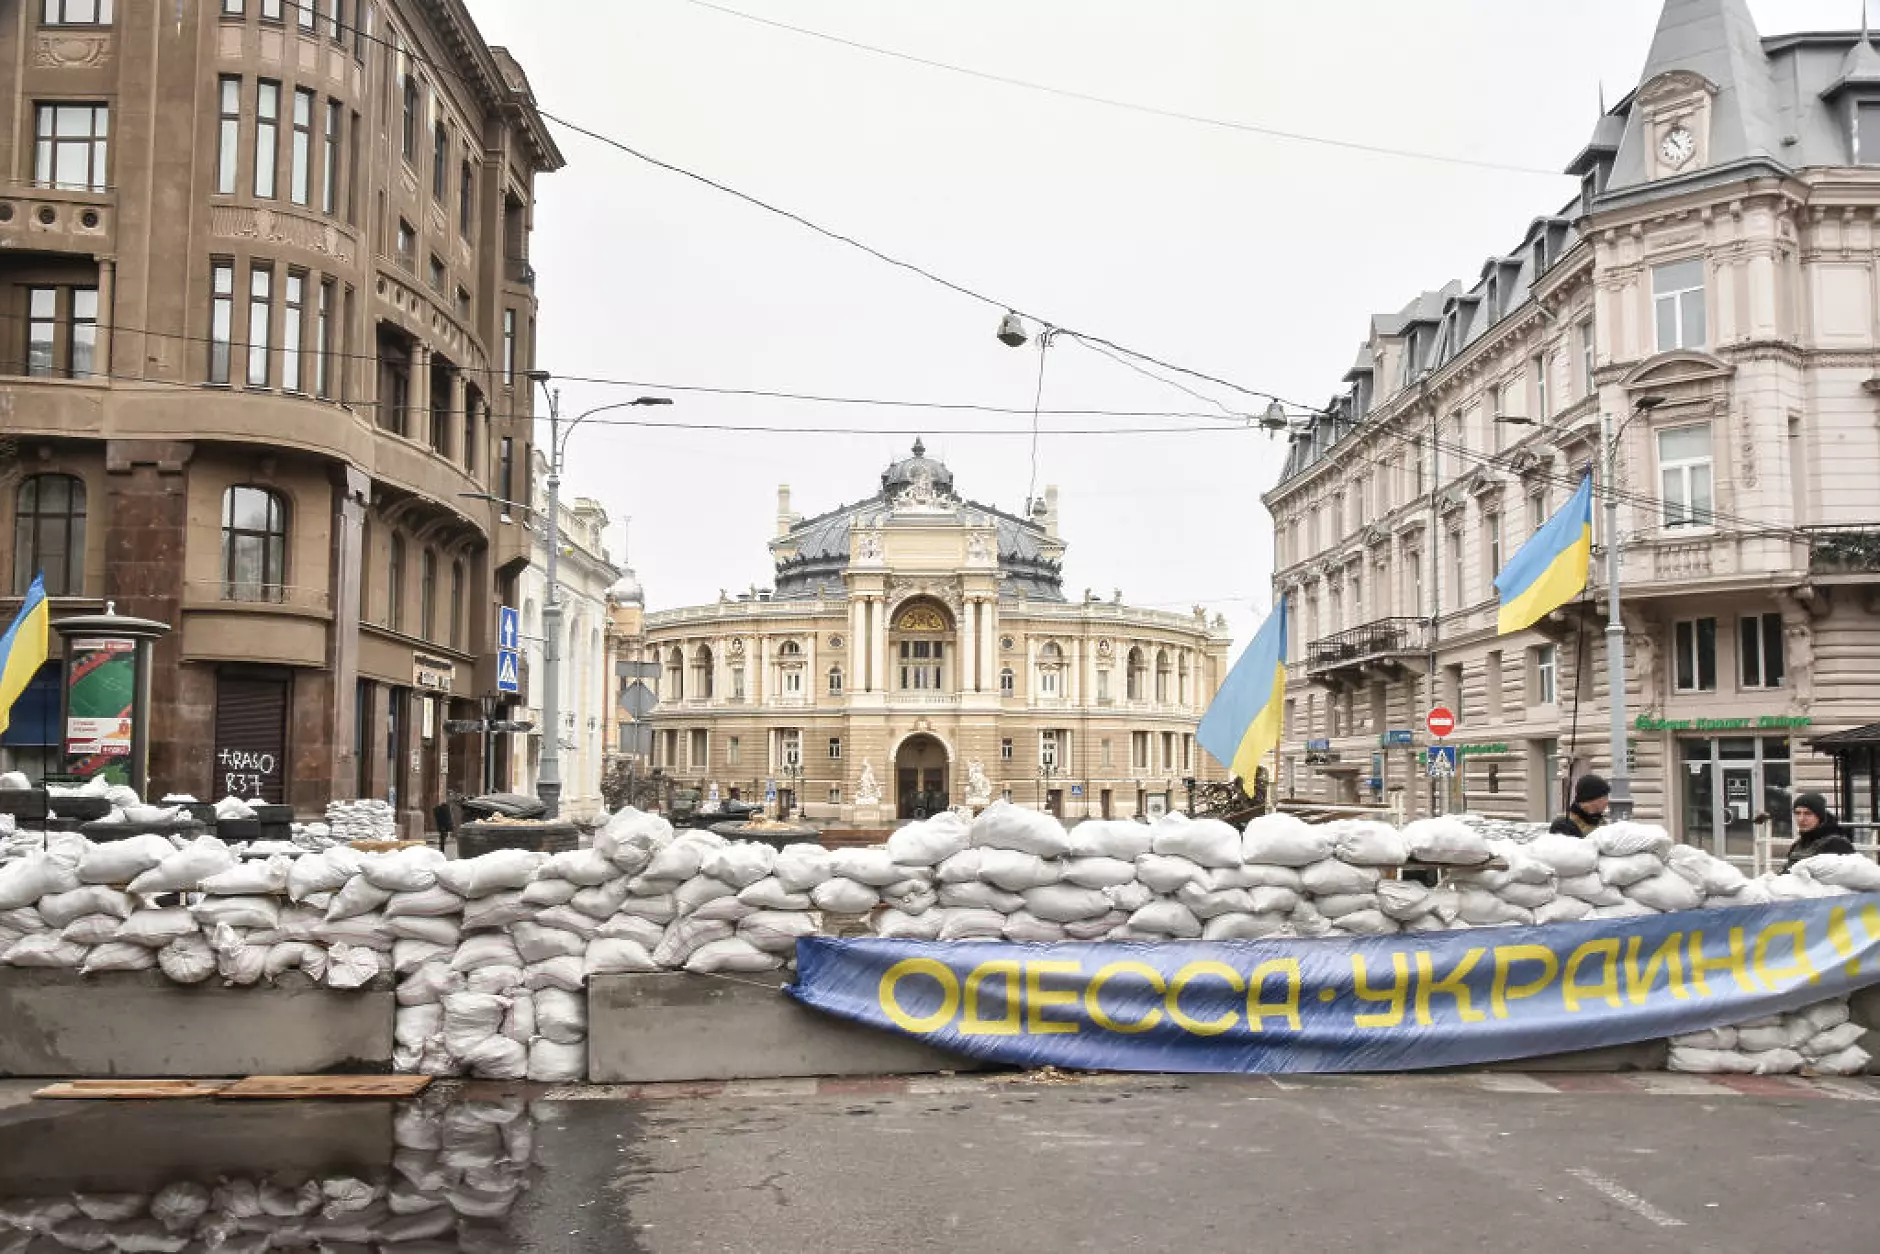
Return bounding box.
[0,0,560,833]
[1266,0,1880,864]
[644,443,1231,826]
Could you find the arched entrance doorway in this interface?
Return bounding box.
[895,734,950,820]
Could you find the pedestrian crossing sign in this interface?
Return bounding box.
[496,649,521,693]
[1427,744,1458,778]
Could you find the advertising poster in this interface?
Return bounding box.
[65,637,136,784]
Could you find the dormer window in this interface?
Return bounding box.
[1532,236,1549,278]
[1485,275,1500,323]
[1858,101,1880,164]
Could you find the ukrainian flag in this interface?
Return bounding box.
[1494,475,1594,635]
[1198,596,1288,787]
[0,575,50,737]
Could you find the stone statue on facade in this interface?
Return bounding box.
[964,758,992,805]
[855,759,883,806]
[857,530,883,561]
[968,531,993,563]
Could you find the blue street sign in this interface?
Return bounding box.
[1070,784,1084,797]
[1382,730,1414,747]
[496,649,521,694]
[1306,738,1331,752]
[1427,744,1459,778]
[498,605,521,652]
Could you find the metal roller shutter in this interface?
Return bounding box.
[213,673,290,804]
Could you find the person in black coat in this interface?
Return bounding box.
[1550,774,1611,837]
[1783,793,1857,871]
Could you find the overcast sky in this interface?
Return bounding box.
[461,0,1856,650]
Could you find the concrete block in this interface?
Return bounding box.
[0,969,394,1078]
[588,972,991,1083]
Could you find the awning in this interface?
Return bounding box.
[1810,721,1880,751]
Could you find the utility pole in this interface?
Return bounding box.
[538,387,565,818]
[1603,410,1633,821]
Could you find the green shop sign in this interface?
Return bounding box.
[1416,743,1511,764]
[1634,714,1812,733]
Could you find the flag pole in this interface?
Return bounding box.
[1602,411,1633,821]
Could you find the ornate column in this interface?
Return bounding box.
[95,256,116,379]
[871,596,890,695]
[408,344,432,440]
[447,370,467,463]
[849,595,867,692]
[960,597,977,694]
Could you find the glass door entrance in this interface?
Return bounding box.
[1679,737,1792,864]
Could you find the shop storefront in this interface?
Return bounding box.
[1645,714,1811,865]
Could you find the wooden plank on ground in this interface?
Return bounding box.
[216,1074,431,1100]
[35,1079,228,1100]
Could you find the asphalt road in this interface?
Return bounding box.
[2,1074,1876,1252]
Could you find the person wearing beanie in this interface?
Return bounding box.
[1784,793,1857,871]
[1549,773,1612,838]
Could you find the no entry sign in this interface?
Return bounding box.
[1426,707,1456,739]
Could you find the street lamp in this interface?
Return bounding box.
[525,373,673,816]
[1037,762,1061,814]
[1494,393,1666,821]
[779,761,803,819]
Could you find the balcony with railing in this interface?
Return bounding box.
[1807,525,1880,576]
[1305,616,1427,687]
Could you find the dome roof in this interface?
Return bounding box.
[880,438,954,497]
[611,567,644,605]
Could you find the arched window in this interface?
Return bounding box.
[891,599,952,692]
[1126,647,1146,701]
[1155,650,1172,703]
[665,646,685,701]
[1178,652,1192,706]
[828,666,843,695]
[14,474,86,596]
[221,486,289,602]
[387,535,406,631]
[449,560,465,648]
[419,548,437,640]
[999,667,1015,696]
[778,639,803,658]
[692,644,715,699]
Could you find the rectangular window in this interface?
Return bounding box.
[254,81,279,198]
[396,219,415,267]
[460,161,475,236]
[295,0,313,31]
[727,736,741,766]
[455,287,471,321]
[290,88,314,205]
[1000,738,1013,762]
[779,730,801,768]
[314,280,335,398]
[1739,613,1786,689]
[1100,738,1113,769]
[1533,354,1549,421]
[209,262,235,384]
[1096,669,1109,702]
[1040,730,1060,770]
[281,271,305,392]
[499,437,514,505]
[692,729,709,769]
[503,309,517,384]
[247,264,273,387]
[34,103,110,192]
[224,0,243,12]
[1486,649,1504,717]
[43,0,115,23]
[1448,528,1465,609]
[216,77,242,195]
[828,737,842,760]
[328,0,346,42]
[1535,644,1558,706]
[1579,321,1596,397]
[260,0,281,21]
[1652,258,1706,351]
[1132,731,1149,770]
[354,0,370,59]
[1528,489,1547,534]
[1674,617,1719,693]
[401,71,420,163]
[432,121,449,201]
[322,100,342,215]
[1485,513,1503,581]
[428,254,446,293]
[1658,424,1713,528]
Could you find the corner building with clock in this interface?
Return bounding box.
[1265,0,1880,862]
[642,443,1232,826]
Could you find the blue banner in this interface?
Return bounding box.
[787,896,1880,1073]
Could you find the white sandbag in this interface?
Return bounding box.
[887,812,972,866]
[532,904,603,938]
[938,880,1025,912]
[617,892,677,924]
[1060,857,1137,889]
[1671,1026,1737,1050]
[1149,814,1243,869]
[396,961,463,1006]
[933,848,984,884]
[1217,864,1307,891]
[325,875,395,921]
[698,842,775,890]
[1021,884,1113,923]
[828,848,903,887]
[286,845,364,900]
[1003,911,1067,943]
[652,917,734,967]
[199,856,291,896]
[386,914,461,947]
[81,941,159,973]
[1598,852,1664,888]
[689,894,758,923]
[214,938,265,986]
[1134,853,1207,895]
[211,795,255,821]
[1103,880,1156,913]
[1590,900,1658,919]
[1330,821,1409,868]
[393,938,454,975]
[568,877,635,920]
[772,845,834,892]
[520,877,580,907]
[116,907,199,947]
[739,910,818,954]
[1375,880,1436,922]
[78,833,179,886]
[528,1038,588,1083]
[450,890,526,933]
[810,878,880,914]
[38,884,135,928]
[533,847,615,888]
[936,907,1006,941]
[512,922,587,964]
[1496,881,1558,910]
[1667,1046,1755,1074]
[1177,885,1257,919]
[435,849,546,899]
[971,800,1073,858]
[499,989,536,1044]
[1750,1047,1807,1075]
[1401,817,1491,866]
[1333,909,1400,936]
[524,955,587,992]
[1594,822,1674,859]
[264,941,329,982]
[686,936,782,973]
[1626,870,1704,914]
[1315,892,1379,920]
[876,907,945,940]
[1801,1020,1867,1059]
[1456,888,1533,926]
[1795,1000,1852,1035]
[1794,853,1880,893]
[0,850,82,909]
[1203,913,1289,941]
[674,875,739,915]
[1527,832,1601,878]
[1128,900,1202,938]
[1810,1045,1873,1075]
[308,911,394,952]
[596,806,673,861]
[1241,813,1336,867]
[158,935,216,984]
[534,987,588,1044]
[1535,896,1594,924]
[641,837,711,885]
[879,879,937,914]
[466,963,525,995]
[59,913,124,945]
[442,992,510,1056]
[596,913,665,948]
[384,885,466,918]
[192,896,280,930]
[1300,860,1381,896]
[738,877,812,911]
[459,1034,528,1079]
[451,933,523,972]
[1667,845,1749,896]
[1768,871,1848,901]
[977,848,1060,892]
[326,943,381,989]
[586,937,660,974]
[1067,819,1154,861]
[1558,872,1626,906]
